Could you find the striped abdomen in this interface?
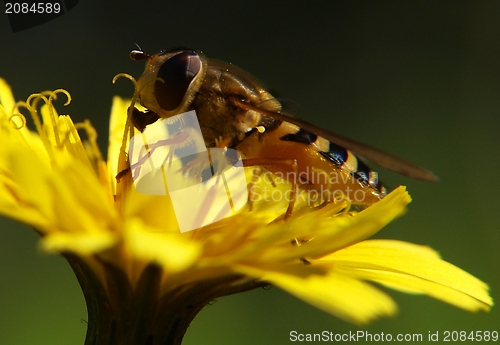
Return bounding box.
[280,127,387,197]
[236,121,387,206]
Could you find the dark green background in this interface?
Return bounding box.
[1,1,498,344]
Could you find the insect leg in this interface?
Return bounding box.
[242,157,298,219]
[291,238,312,265]
[130,107,160,132]
[116,131,190,182]
[246,167,261,212]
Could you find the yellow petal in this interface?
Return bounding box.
[125,218,202,273]
[236,263,397,325]
[311,186,410,251]
[0,143,54,227]
[41,231,117,255]
[0,138,117,239]
[56,115,94,169]
[0,78,15,112]
[107,96,130,187]
[260,186,411,262]
[323,239,493,311]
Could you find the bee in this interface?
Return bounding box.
[125,47,437,217]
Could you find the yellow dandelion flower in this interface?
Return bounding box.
[0,78,492,345]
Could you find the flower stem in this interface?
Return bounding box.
[65,254,267,345]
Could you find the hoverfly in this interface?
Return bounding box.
[124,47,436,218]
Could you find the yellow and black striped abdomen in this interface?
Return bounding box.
[236,121,387,206]
[282,127,387,196]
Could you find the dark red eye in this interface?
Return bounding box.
[154,51,202,111]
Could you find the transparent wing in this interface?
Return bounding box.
[231,97,438,182]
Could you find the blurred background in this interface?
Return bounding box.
[0,1,498,344]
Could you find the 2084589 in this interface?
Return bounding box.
[442,330,498,342]
[5,2,61,14]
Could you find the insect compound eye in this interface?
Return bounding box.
[154,51,202,112]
